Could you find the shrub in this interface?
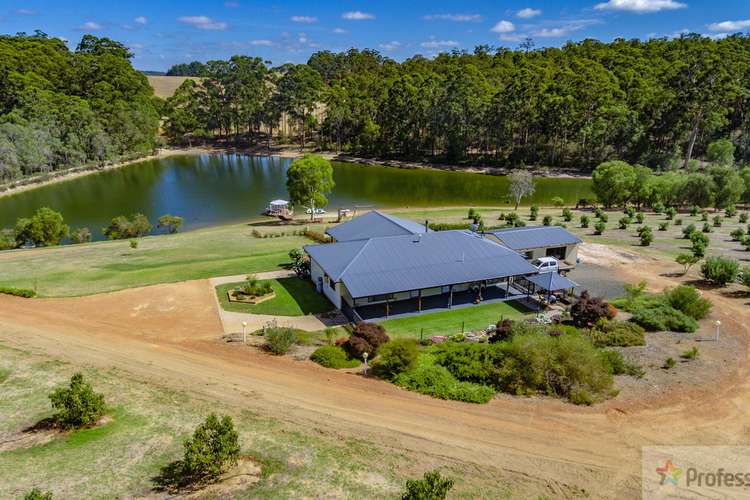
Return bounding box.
[658,222,669,231]
[675,218,683,226]
[652,202,665,214]
[600,350,644,378]
[586,319,645,347]
[599,212,609,223]
[529,205,539,220]
[542,215,552,226]
[701,211,709,221]
[740,213,749,223]
[403,470,455,500]
[393,364,494,404]
[102,213,151,240]
[681,346,700,360]
[264,324,298,355]
[639,226,653,246]
[700,256,739,286]
[570,291,614,327]
[129,239,138,249]
[49,373,106,429]
[0,286,36,298]
[630,304,698,333]
[24,489,53,500]
[731,228,746,241]
[70,227,92,244]
[665,285,712,320]
[713,215,722,227]
[467,208,476,219]
[739,267,750,288]
[374,339,419,378]
[179,414,240,484]
[289,248,311,278]
[157,214,184,234]
[551,196,564,207]
[562,207,573,221]
[725,205,737,218]
[675,253,700,275]
[303,228,330,243]
[594,221,606,235]
[702,222,712,233]
[310,346,360,369]
[624,206,635,218]
[690,205,700,216]
[682,223,697,239]
[14,207,69,247]
[580,214,590,228]
[489,319,514,343]
[665,207,677,220]
[635,212,644,224]
[663,357,676,369]
[618,216,631,230]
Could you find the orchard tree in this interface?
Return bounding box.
[286,154,335,220]
[591,160,636,208]
[508,170,535,210]
[49,373,106,429]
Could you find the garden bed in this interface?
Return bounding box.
[227,289,276,305]
[215,277,333,316]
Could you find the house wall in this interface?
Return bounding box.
[486,234,579,267]
[310,258,342,309]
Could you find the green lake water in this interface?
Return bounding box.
[0,154,592,240]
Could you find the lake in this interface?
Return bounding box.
[0,154,592,239]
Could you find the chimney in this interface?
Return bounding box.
[424,220,429,232]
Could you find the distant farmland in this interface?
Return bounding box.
[147,76,201,98]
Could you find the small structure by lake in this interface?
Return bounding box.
[266,199,291,217]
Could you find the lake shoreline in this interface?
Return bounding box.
[0,145,592,200]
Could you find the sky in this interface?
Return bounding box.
[1,0,750,71]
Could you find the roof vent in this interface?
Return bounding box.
[413,233,422,243]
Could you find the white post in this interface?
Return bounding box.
[363,352,369,376]
[715,320,721,342]
[242,321,248,344]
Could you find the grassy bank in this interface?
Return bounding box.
[216,277,333,316]
[0,223,318,297]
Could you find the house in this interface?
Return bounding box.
[485,226,582,271]
[325,210,429,242]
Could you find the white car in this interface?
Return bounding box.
[305,207,327,215]
[531,257,559,274]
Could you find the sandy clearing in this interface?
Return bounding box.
[0,260,748,498]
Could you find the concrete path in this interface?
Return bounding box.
[209,270,294,287]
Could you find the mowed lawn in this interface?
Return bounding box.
[0,223,313,297]
[216,277,333,316]
[379,301,530,339]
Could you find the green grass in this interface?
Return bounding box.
[379,301,530,339]
[0,367,10,383]
[216,277,333,316]
[0,342,516,498]
[0,223,320,297]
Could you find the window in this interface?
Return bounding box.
[524,251,534,260]
[546,247,566,260]
[368,294,394,303]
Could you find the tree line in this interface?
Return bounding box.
[164,34,750,170]
[0,32,161,182]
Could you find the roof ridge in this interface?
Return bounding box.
[334,238,372,281]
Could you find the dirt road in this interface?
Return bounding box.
[1,261,748,498]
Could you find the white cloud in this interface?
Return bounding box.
[517,8,542,19]
[498,33,526,42]
[707,19,750,32]
[490,20,515,33]
[134,16,147,25]
[291,15,318,23]
[15,8,38,16]
[333,27,348,34]
[594,0,687,13]
[225,1,240,7]
[250,39,273,46]
[178,16,228,30]
[342,11,375,20]
[79,21,103,31]
[298,33,308,44]
[423,14,481,22]
[379,41,401,51]
[420,39,459,49]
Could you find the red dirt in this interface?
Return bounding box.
[0,264,749,498]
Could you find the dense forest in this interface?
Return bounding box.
[164,34,750,170]
[0,32,160,181]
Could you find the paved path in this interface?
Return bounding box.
[209,270,294,287]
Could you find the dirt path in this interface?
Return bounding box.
[0,262,748,498]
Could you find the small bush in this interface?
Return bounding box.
[585,319,645,347]
[740,213,749,223]
[0,286,36,298]
[542,215,552,226]
[630,303,698,333]
[551,196,564,208]
[700,256,739,286]
[594,207,604,219]
[600,350,644,378]
[676,253,701,275]
[467,208,477,219]
[264,324,298,355]
[690,205,700,216]
[701,211,709,221]
[529,206,539,221]
[635,212,644,224]
[658,222,669,231]
[24,489,53,500]
[599,212,609,223]
[129,239,139,249]
[403,470,455,500]
[624,206,635,218]
[713,215,722,227]
[71,227,92,244]
[652,202,665,214]
[665,285,712,320]
[725,205,737,218]
[739,267,750,288]
[618,216,631,229]
[562,207,573,221]
[178,414,240,485]
[639,225,653,246]
[394,363,494,404]
[665,207,677,220]
[310,346,360,369]
[580,214,590,228]
[702,222,712,233]
[374,339,419,378]
[663,357,676,369]
[49,373,106,429]
[675,218,683,226]
[681,346,700,360]
[570,291,614,327]
[731,228,746,241]
[594,221,606,235]
[682,224,697,239]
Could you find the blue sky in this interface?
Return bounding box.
[1,0,749,71]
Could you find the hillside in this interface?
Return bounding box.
[147,75,202,99]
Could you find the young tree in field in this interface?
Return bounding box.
[508,170,535,210]
[286,154,335,220]
[157,214,184,234]
[403,470,454,500]
[676,253,700,275]
[706,139,735,167]
[49,373,106,429]
[14,207,69,247]
[591,161,636,208]
[180,414,240,483]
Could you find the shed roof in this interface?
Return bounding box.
[305,230,537,298]
[488,225,582,251]
[269,199,288,205]
[527,272,578,292]
[325,211,428,242]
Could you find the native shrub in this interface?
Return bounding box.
[600,350,644,377]
[681,346,700,360]
[675,218,683,226]
[701,256,739,285]
[740,213,749,223]
[618,216,631,229]
[310,346,360,369]
[178,414,240,484]
[49,373,106,429]
[542,215,552,226]
[551,196,564,208]
[652,202,665,214]
[562,207,573,221]
[570,291,614,327]
[739,267,750,288]
[393,364,494,404]
[585,319,645,347]
[24,489,53,500]
[658,222,669,231]
[701,211,709,222]
[663,357,676,369]
[665,207,677,220]
[731,228,746,241]
[725,205,737,218]
[635,212,644,224]
[630,304,698,332]
[403,470,455,500]
[0,286,36,298]
[713,215,722,227]
[682,223,697,239]
[690,205,700,216]
[624,206,635,218]
[665,285,712,320]
[594,221,606,235]
[675,253,700,275]
[639,226,654,246]
[374,339,419,378]
[71,227,92,244]
[580,214,590,228]
[264,324,298,354]
[529,206,539,221]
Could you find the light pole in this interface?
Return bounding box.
[242,321,248,344]
[715,320,721,342]
[363,352,369,376]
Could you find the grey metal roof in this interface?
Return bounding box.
[489,225,582,251]
[306,230,537,298]
[325,211,429,242]
[527,272,578,291]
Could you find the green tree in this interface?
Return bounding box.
[286,154,335,220]
[157,214,184,234]
[276,65,324,150]
[706,138,735,166]
[707,165,745,209]
[403,470,455,500]
[180,414,240,483]
[592,161,636,207]
[49,372,106,429]
[14,207,69,246]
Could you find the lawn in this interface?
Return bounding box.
[216,277,333,316]
[379,301,530,339]
[0,223,320,297]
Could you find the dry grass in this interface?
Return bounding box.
[147,76,202,99]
